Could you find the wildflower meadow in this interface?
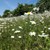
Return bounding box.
[0,15,50,50]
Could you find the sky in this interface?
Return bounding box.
[0,0,38,15]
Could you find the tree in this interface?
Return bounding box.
[2,10,12,17]
[36,0,50,13]
[13,4,34,16]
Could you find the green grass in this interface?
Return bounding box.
[0,16,50,50]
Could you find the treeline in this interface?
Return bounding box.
[0,4,34,17]
[0,0,50,17]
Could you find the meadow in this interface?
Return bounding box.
[0,15,50,50]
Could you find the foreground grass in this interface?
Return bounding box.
[0,16,50,50]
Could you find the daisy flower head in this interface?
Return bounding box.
[30,21,36,24]
[29,32,36,36]
[14,30,20,33]
[18,36,22,38]
[11,36,14,38]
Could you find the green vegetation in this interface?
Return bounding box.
[2,10,12,17]
[0,16,50,50]
[0,0,50,49]
[36,0,50,13]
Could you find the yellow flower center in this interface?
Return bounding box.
[27,12,30,14]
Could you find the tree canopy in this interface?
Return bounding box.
[2,10,12,17]
[36,0,50,13]
[13,4,34,16]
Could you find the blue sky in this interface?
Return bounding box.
[0,0,38,15]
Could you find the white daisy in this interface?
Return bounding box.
[33,7,39,11]
[48,27,50,30]
[44,26,47,28]
[38,33,48,37]
[42,17,44,20]
[14,30,20,33]
[30,21,36,24]
[18,26,23,29]
[41,21,44,23]
[29,32,36,36]
[12,29,15,31]
[25,48,27,50]
[41,31,44,33]
[11,36,14,38]
[18,36,22,38]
